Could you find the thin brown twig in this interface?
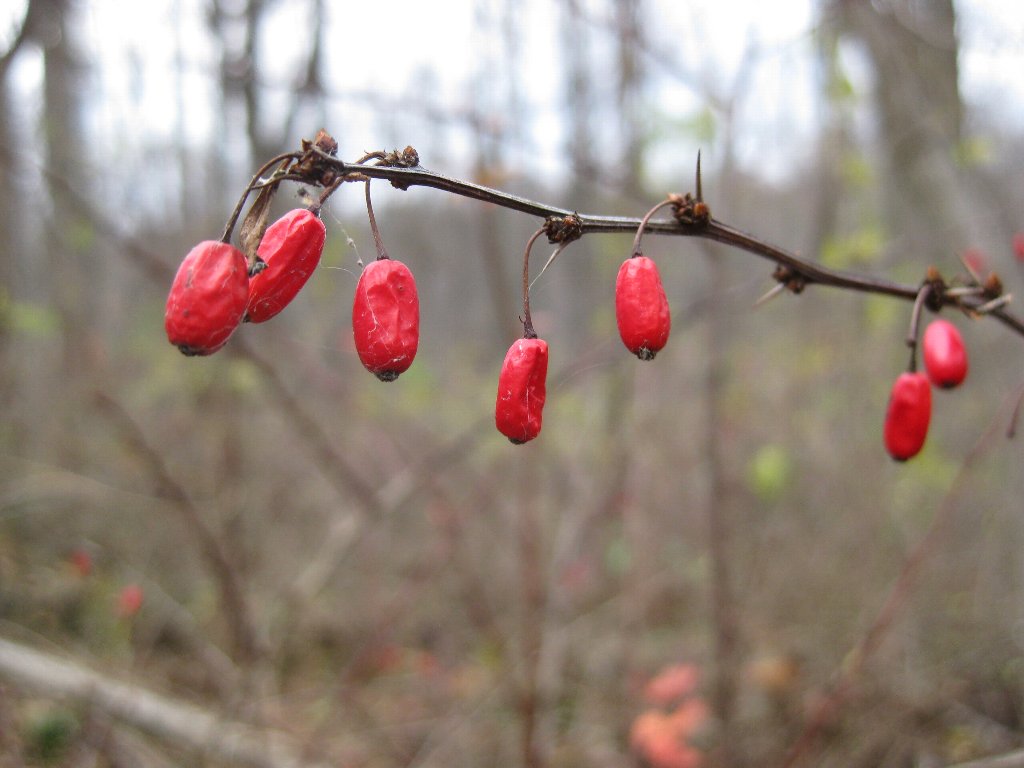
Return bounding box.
[92,391,261,665]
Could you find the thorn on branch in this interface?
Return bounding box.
[975,294,1013,315]
[544,214,583,245]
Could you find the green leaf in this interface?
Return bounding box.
[747,444,792,503]
[604,537,631,575]
[0,296,61,337]
[820,224,885,269]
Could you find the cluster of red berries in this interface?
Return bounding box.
[167,196,674,447]
[494,236,672,445]
[166,177,997,459]
[164,206,421,382]
[883,318,969,461]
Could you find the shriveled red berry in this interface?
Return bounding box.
[883,372,932,461]
[352,258,420,381]
[922,319,968,389]
[245,209,326,323]
[615,255,671,360]
[165,240,248,356]
[495,337,549,444]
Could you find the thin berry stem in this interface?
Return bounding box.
[311,176,345,215]
[364,180,389,261]
[630,199,676,258]
[521,227,546,340]
[906,283,932,373]
[220,151,302,244]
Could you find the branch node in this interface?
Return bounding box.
[922,266,947,313]
[544,214,583,245]
[772,265,807,295]
[669,191,710,226]
[374,146,421,189]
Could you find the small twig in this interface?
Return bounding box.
[92,392,260,665]
[1005,379,1024,439]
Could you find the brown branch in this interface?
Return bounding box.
[294,146,1024,338]
[947,748,1024,768]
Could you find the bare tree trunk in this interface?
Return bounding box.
[0,73,23,417]
[702,246,740,768]
[615,0,645,197]
[835,0,972,254]
[562,0,598,182]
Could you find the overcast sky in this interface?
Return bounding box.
[3,0,1022,189]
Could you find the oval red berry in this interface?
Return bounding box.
[883,372,932,461]
[615,255,671,360]
[495,337,549,444]
[165,240,249,356]
[922,319,968,389]
[352,259,420,381]
[245,209,326,323]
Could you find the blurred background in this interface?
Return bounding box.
[1,0,1024,766]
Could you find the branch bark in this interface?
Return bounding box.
[300,150,1024,338]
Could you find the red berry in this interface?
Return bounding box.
[962,247,987,275]
[68,548,92,578]
[245,209,326,323]
[922,319,968,389]
[1013,232,1024,262]
[883,372,932,461]
[117,584,144,618]
[352,259,420,381]
[495,337,548,444]
[165,241,249,355]
[615,255,671,360]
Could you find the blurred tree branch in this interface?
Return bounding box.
[92,391,261,666]
[0,637,329,768]
[778,378,1024,768]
